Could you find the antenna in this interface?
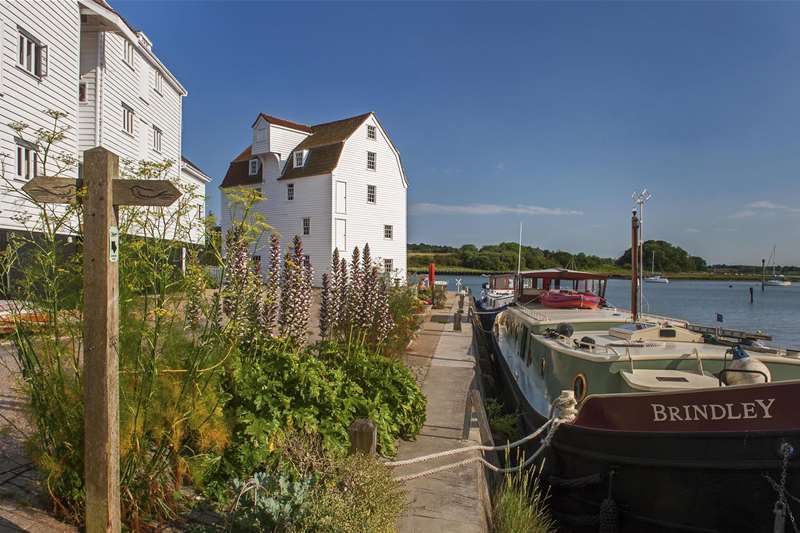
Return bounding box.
[632,189,652,315]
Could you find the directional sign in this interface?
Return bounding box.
[23,176,181,207]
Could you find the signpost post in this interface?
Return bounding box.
[23,146,180,533]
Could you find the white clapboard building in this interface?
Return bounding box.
[0,0,210,244]
[220,112,408,286]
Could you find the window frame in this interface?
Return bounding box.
[367,124,376,140]
[384,224,393,240]
[302,217,310,236]
[294,150,305,168]
[367,151,376,171]
[154,71,164,95]
[248,158,259,176]
[383,258,393,274]
[17,28,46,79]
[121,103,135,136]
[15,140,38,180]
[122,39,135,68]
[79,82,87,103]
[152,125,162,153]
[287,183,294,201]
[367,184,376,204]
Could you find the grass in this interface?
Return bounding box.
[493,464,556,533]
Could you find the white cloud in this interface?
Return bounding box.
[729,210,757,219]
[410,202,584,216]
[747,200,787,210]
[685,228,700,233]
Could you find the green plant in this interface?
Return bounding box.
[493,464,555,533]
[485,398,518,442]
[227,471,314,532]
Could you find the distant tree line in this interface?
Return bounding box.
[409,239,710,273]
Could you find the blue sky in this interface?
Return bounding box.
[118,1,800,265]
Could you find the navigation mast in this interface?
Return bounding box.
[632,189,652,314]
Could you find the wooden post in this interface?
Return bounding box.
[83,147,121,533]
[631,210,639,322]
[454,310,462,331]
[348,419,377,455]
[761,258,766,292]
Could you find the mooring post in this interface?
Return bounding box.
[749,286,754,304]
[349,419,377,455]
[458,292,465,311]
[83,147,121,533]
[454,310,462,331]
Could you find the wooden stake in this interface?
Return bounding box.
[83,147,121,533]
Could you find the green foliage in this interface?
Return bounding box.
[383,287,425,356]
[227,472,314,532]
[485,398,518,443]
[493,465,555,533]
[616,240,707,272]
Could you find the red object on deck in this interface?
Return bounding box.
[428,263,436,288]
[539,290,602,309]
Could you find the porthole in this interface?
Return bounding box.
[573,373,588,402]
[539,356,546,378]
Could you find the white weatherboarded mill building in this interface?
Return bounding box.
[220,112,408,286]
[0,0,210,245]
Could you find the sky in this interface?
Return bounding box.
[117,1,800,265]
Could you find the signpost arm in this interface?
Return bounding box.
[83,146,121,533]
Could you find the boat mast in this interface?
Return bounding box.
[631,209,639,321]
[515,222,522,301]
[632,189,651,313]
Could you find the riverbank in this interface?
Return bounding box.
[408,267,795,282]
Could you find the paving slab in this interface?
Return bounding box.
[396,296,491,533]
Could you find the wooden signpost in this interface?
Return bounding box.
[23,146,181,533]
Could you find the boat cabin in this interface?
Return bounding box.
[486,273,515,292]
[516,268,608,303]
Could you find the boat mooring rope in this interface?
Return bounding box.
[387,391,577,482]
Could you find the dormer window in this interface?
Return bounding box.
[367,124,376,140]
[293,150,306,168]
[249,158,259,176]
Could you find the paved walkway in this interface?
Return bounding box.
[396,295,491,533]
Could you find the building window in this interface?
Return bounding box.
[17,29,47,78]
[287,183,294,201]
[152,126,162,152]
[367,184,376,204]
[303,255,310,267]
[248,158,259,176]
[79,82,87,102]
[294,150,305,168]
[122,103,134,135]
[367,151,376,171]
[384,224,393,240]
[154,72,163,94]
[197,205,203,220]
[16,141,38,180]
[303,217,310,236]
[367,124,376,140]
[123,39,135,67]
[384,258,393,273]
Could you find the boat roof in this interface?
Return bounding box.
[518,268,608,281]
[510,303,630,324]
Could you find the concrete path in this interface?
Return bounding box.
[396,296,491,533]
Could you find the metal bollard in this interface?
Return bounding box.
[454,311,462,331]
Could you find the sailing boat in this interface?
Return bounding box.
[766,245,792,286]
[644,250,669,284]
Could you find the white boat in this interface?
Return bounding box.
[644,251,669,284]
[766,246,792,287]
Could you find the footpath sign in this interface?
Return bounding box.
[22,146,180,533]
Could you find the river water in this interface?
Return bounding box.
[429,274,800,348]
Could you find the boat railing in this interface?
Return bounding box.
[518,305,551,321]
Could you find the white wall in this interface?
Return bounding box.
[0,1,80,231]
[268,124,308,162]
[332,115,407,281]
[78,30,97,150]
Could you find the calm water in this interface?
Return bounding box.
[430,274,800,348]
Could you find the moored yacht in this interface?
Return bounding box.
[475,273,515,330]
[488,213,800,532]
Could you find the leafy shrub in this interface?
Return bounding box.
[227,472,313,532]
[485,398,518,443]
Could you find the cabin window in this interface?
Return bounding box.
[384,224,393,240]
[294,151,305,168]
[367,151,376,171]
[248,158,259,176]
[152,126,162,152]
[384,258,393,273]
[122,103,135,135]
[367,124,376,140]
[287,183,294,201]
[573,374,587,402]
[79,82,87,102]
[154,71,164,95]
[367,184,376,204]
[303,217,310,236]
[123,39,135,67]
[15,140,38,179]
[17,29,47,78]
